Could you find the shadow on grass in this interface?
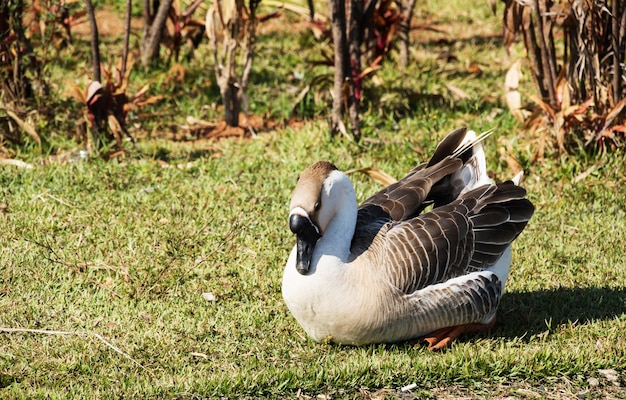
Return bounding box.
[495,286,626,339]
[0,373,20,389]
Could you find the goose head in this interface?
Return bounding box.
[288,161,356,275]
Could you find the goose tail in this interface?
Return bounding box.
[453,129,493,194]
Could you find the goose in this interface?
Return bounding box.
[282,127,535,349]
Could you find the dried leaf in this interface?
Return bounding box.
[215,0,239,28]
[0,158,34,169]
[107,114,124,147]
[133,95,163,108]
[65,79,86,102]
[504,59,527,122]
[445,83,471,100]
[573,165,597,184]
[599,97,626,137]
[4,109,41,146]
[133,83,151,100]
[205,5,222,45]
[202,292,217,302]
[598,369,620,386]
[468,62,482,74]
[346,167,397,186]
[528,93,556,121]
[86,81,103,106]
[262,0,317,20]
[502,0,524,53]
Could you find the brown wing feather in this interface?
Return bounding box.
[358,157,462,222]
[350,157,463,258]
[375,182,534,295]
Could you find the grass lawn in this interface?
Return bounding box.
[1,0,626,398]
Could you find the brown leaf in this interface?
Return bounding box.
[468,62,482,74]
[345,167,397,186]
[445,83,471,100]
[86,81,103,106]
[598,97,626,137]
[573,165,597,184]
[528,93,556,121]
[502,0,524,53]
[504,59,527,122]
[65,79,86,102]
[107,114,124,147]
[0,158,34,169]
[4,109,41,146]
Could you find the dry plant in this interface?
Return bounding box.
[71,0,161,154]
[23,0,86,51]
[67,58,162,154]
[307,0,402,140]
[163,0,208,62]
[206,0,262,127]
[0,1,47,149]
[503,0,626,154]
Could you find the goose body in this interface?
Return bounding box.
[282,128,535,348]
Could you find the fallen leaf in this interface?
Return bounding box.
[0,158,34,169]
[572,165,597,184]
[468,62,482,74]
[345,167,397,186]
[587,377,600,387]
[445,83,471,100]
[190,352,208,359]
[4,110,41,146]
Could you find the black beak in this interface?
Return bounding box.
[289,214,321,275]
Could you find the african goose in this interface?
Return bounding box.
[282,127,535,349]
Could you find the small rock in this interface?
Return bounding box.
[401,383,417,392]
[587,377,599,387]
[202,292,217,302]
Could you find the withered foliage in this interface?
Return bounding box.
[206,0,265,128]
[503,0,626,153]
[67,59,162,154]
[306,0,403,140]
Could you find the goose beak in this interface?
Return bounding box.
[289,213,321,275]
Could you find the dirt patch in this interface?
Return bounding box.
[163,112,307,143]
[72,8,143,38]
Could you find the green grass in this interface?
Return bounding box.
[2,127,626,398]
[2,0,626,398]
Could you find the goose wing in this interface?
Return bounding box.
[357,127,470,224]
[375,182,534,295]
[351,128,489,258]
[351,157,462,258]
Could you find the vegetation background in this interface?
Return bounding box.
[1,0,625,398]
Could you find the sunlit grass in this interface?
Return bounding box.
[2,124,625,398]
[2,0,626,398]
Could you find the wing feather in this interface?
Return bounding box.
[375,181,534,295]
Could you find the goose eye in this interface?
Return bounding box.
[314,202,321,211]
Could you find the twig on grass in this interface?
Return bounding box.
[0,326,148,372]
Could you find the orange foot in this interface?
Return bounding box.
[421,317,497,350]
